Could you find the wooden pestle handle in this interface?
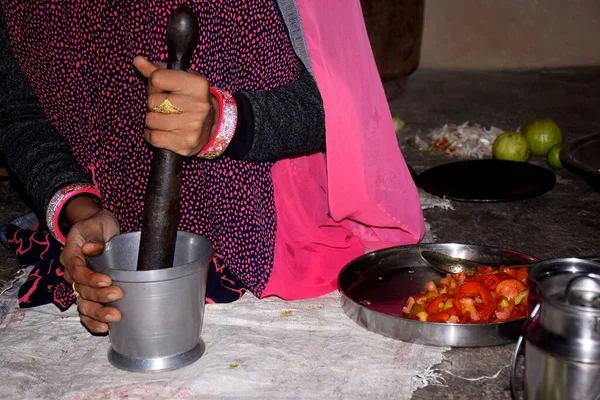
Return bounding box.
[137,5,199,271]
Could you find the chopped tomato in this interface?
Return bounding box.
[516,268,529,284]
[457,281,492,305]
[475,297,502,321]
[425,281,438,292]
[402,296,415,315]
[426,294,449,315]
[457,298,481,321]
[472,272,514,291]
[500,266,519,278]
[427,313,450,323]
[445,306,460,317]
[495,307,511,320]
[455,272,467,285]
[402,264,534,324]
[476,266,495,274]
[496,279,527,300]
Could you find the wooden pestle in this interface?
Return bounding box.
[137,5,200,271]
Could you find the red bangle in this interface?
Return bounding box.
[197,87,237,159]
[46,183,101,244]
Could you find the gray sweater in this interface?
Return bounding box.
[0,10,325,219]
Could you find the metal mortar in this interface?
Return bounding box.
[89,231,212,373]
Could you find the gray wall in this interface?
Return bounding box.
[420,0,600,69]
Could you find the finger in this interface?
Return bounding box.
[80,315,109,334]
[146,111,206,136]
[78,300,122,333]
[60,241,110,287]
[78,282,123,303]
[145,129,206,156]
[65,257,112,289]
[147,92,206,113]
[133,55,160,79]
[147,69,210,96]
[77,298,121,324]
[81,240,106,257]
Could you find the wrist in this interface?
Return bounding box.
[64,195,101,225]
[46,183,101,244]
[197,87,237,159]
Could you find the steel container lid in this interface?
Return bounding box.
[523,273,600,363]
[527,257,600,286]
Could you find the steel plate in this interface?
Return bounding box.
[561,133,600,193]
[338,243,540,347]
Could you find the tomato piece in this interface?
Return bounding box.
[500,266,518,278]
[513,303,528,319]
[473,272,513,291]
[426,294,449,315]
[495,307,511,320]
[476,266,494,274]
[445,306,460,317]
[457,298,481,321]
[427,313,450,323]
[458,281,479,296]
[455,272,467,284]
[516,268,529,284]
[402,296,416,315]
[458,281,492,305]
[496,279,527,300]
[425,281,438,292]
[475,296,503,322]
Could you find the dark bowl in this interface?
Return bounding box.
[561,133,600,193]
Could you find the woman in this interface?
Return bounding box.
[0,0,424,333]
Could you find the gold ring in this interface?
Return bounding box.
[72,281,80,298]
[151,97,183,114]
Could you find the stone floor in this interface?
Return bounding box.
[392,68,600,400]
[1,67,600,399]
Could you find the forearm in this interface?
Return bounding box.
[224,64,326,162]
[0,14,92,217]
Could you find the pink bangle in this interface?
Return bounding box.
[46,183,101,244]
[197,87,237,159]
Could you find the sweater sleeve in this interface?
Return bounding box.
[224,63,326,162]
[0,14,92,218]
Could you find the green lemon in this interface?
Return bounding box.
[392,115,405,134]
[492,131,530,162]
[522,118,563,157]
[547,144,563,169]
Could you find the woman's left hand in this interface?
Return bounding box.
[133,56,218,156]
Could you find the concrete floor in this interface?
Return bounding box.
[392,67,600,399]
[1,67,600,398]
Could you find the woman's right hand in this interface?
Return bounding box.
[59,196,122,333]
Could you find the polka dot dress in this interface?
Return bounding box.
[2,0,301,298]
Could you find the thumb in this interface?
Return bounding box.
[133,55,159,79]
[82,239,106,256]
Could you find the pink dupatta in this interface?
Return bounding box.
[262,0,425,299]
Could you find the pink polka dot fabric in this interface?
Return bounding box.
[2,0,301,297]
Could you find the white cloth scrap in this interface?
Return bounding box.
[0,276,447,400]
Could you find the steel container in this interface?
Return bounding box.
[89,231,212,372]
[511,260,600,399]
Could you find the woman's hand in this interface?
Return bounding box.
[59,196,121,333]
[133,56,219,156]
